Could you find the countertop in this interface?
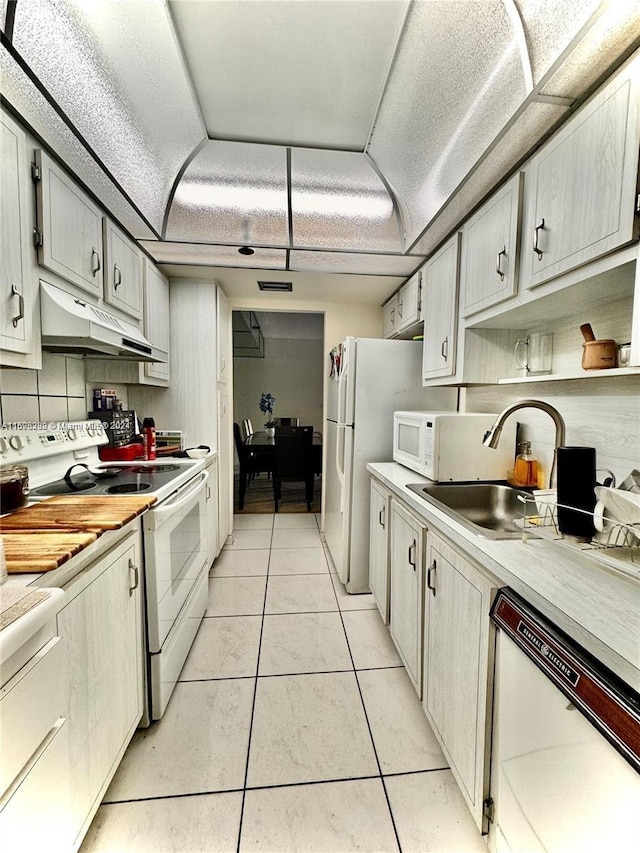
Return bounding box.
[367,462,640,692]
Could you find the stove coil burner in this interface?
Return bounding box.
[129,465,181,474]
[106,482,151,494]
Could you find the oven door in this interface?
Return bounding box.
[143,469,209,652]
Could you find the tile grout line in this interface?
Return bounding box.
[334,591,405,852]
[235,513,275,853]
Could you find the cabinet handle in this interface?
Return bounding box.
[128,558,139,596]
[408,540,416,570]
[206,485,211,501]
[10,284,25,328]
[427,560,437,596]
[441,336,449,361]
[378,505,385,528]
[533,219,545,260]
[91,247,101,276]
[390,307,395,325]
[114,264,122,289]
[496,245,506,281]
[398,299,404,319]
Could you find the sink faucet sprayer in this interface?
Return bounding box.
[482,400,566,489]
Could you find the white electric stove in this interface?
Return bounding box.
[1,421,210,722]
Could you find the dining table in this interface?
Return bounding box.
[245,430,323,474]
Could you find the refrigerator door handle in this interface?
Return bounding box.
[337,343,350,426]
[335,423,349,495]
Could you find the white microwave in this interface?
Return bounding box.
[393,411,517,482]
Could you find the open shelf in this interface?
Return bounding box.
[496,367,640,384]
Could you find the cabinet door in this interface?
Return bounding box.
[382,294,398,338]
[369,479,391,624]
[35,149,103,297]
[217,286,230,383]
[206,455,220,564]
[461,173,522,317]
[103,219,143,319]
[0,111,40,367]
[141,259,170,385]
[422,233,460,381]
[397,271,422,331]
[389,499,425,695]
[423,534,496,831]
[57,532,143,845]
[217,390,232,546]
[523,54,640,290]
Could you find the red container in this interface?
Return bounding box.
[99,443,145,462]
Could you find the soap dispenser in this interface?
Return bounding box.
[511,441,541,488]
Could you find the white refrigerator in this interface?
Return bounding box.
[323,337,457,593]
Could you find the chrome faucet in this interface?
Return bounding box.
[482,399,566,489]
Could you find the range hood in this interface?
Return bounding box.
[40,281,168,363]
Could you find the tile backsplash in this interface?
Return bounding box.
[0,353,87,425]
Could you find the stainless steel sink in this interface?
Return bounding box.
[406,482,534,539]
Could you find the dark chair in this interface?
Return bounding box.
[233,423,274,509]
[274,417,299,427]
[272,426,314,512]
[242,418,254,439]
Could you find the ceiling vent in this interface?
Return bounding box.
[258,281,293,292]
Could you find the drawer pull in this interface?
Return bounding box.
[496,245,506,281]
[533,219,545,260]
[91,247,101,276]
[427,560,437,595]
[11,284,24,327]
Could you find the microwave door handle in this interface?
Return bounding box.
[152,470,209,518]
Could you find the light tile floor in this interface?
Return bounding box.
[81,514,487,853]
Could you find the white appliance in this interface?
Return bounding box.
[0,421,207,723]
[393,411,516,481]
[490,589,640,853]
[324,337,456,593]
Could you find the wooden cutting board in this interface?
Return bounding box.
[2,532,98,573]
[0,495,157,532]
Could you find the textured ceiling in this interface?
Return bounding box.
[2,0,639,289]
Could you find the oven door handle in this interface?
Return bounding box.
[152,470,209,518]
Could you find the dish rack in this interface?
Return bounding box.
[516,494,640,582]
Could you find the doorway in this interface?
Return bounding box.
[232,310,324,513]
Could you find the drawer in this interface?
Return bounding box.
[0,635,66,794]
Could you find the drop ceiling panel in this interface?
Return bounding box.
[140,241,287,269]
[290,250,420,277]
[165,141,289,246]
[291,149,402,252]
[514,0,602,86]
[367,0,529,250]
[169,0,409,149]
[0,43,156,240]
[11,0,206,235]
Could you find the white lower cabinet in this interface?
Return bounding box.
[205,454,220,564]
[369,479,391,624]
[0,636,71,852]
[423,532,497,832]
[57,529,144,848]
[389,498,425,696]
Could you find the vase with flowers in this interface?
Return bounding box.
[259,392,277,435]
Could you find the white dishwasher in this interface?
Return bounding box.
[489,589,640,853]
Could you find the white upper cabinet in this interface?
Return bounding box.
[397,270,422,331]
[422,233,460,382]
[0,109,41,368]
[141,259,170,385]
[217,285,230,383]
[35,149,103,297]
[460,173,522,317]
[103,218,143,319]
[522,53,640,291]
[382,294,398,338]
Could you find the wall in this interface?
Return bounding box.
[463,376,640,487]
[0,353,87,425]
[234,337,324,433]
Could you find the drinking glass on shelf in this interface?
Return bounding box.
[514,333,553,375]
